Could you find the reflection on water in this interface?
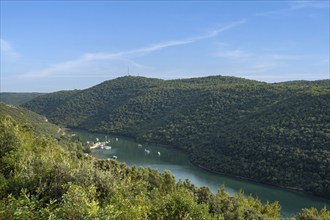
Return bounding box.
[74,130,330,217]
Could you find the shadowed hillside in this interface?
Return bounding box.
[23,76,330,198]
[0,93,45,106]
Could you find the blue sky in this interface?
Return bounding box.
[1,1,329,92]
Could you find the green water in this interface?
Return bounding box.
[73,130,330,217]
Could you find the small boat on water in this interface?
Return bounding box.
[90,142,108,149]
[90,142,102,149]
[157,151,161,156]
[116,138,119,141]
[112,155,117,159]
[104,146,112,150]
[138,144,143,148]
[144,149,150,154]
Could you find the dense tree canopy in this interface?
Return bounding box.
[23,76,330,198]
[0,106,308,219]
[0,103,62,138]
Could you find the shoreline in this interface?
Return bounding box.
[192,163,311,196]
[190,161,329,201]
[69,127,330,202]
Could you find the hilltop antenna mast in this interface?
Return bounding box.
[127,66,130,76]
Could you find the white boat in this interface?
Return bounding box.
[157,152,161,156]
[105,146,112,150]
[112,155,117,159]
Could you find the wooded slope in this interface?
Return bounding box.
[1,107,329,219]
[23,76,330,198]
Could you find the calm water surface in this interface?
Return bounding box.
[73,130,330,217]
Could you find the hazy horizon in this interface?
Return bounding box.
[1,74,330,93]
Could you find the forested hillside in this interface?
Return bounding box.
[0,92,45,105]
[1,108,330,219]
[23,76,330,198]
[0,103,62,138]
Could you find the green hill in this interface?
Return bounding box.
[1,106,329,219]
[23,75,330,198]
[0,102,63,138]
[0,92,45,105]
[278,79,330,87]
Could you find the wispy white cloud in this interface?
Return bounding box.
[212,43,312,80]
[255,8,291,17]
[0,39,11,52]
[224,62,280,76]
[214,45,303,61]
[242,63,279,74]
[256,0,329,16]
[291,0,329,9]
[268,54,304,60]
[201,19,247,38]
[0,39,19,58]
[215,50,251,58]
[21,20,246,79]
[20,44,183,79]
